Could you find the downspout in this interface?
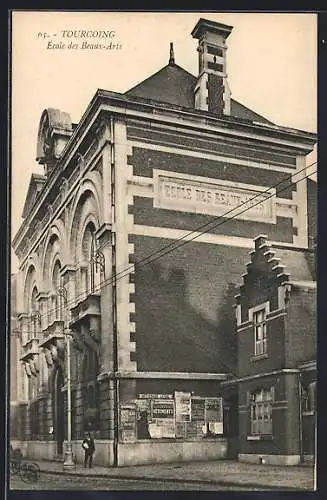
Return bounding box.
[298,372,303,462]
[110,115,119,467]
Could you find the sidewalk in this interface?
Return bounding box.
[29,458,314,491]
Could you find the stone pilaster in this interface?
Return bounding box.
[96,224,113,374]
[114,119,137,372]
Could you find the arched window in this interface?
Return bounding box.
[82,348,99,430]
[29,286,39,340]
[81,222,101,296]
[52,260,62,321]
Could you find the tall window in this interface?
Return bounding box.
[30,287,39,341]
[254,308,267,355]
[250,388,273,435]
[90,234,96,293]
[301,381,316,414]
[82,348,99,430]
[81,223,100,296]
[52,260,62,321]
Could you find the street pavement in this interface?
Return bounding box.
[9,458,315,491]
[10,472,263,491]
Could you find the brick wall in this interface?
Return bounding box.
[129,148,295,200]
[135,379,223,397]
[208,74,224,115]
[133,197,293,243]
[285,288,316,368]
[237,316,286,377]
[132,235,250,374]
[127,129,297,168]
[238,372,301,456]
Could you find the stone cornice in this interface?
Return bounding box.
[13,90,316,257]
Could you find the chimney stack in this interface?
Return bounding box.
[191,18,233,116]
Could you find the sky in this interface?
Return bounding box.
[11,11,317,271]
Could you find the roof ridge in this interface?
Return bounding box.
[125,63,196,95]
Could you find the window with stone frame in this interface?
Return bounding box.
[81,223,100,296]
[301,381,316,414]
[250,387,274,435]
[30,286,39,341]
[253,308,267,355]
[52,260,63,321]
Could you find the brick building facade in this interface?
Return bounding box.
[231,235,316,465]
[11,18,316,466]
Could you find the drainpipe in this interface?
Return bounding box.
[110,116,119,467]
[298,373,303,462]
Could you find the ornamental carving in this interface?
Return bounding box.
[36,108,73,177]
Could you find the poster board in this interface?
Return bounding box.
[133,393,223,439]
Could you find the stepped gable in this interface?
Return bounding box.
[235,235,291,304]
[235,235,315,306]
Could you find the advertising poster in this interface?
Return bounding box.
[175,391,191,422]
[149,399,175,438]
[191,397,206,422]
[119,403,137,442]
[205,397,223,435]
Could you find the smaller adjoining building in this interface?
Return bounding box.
[227,234,316,466]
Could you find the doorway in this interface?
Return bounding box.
[224,392,239,460]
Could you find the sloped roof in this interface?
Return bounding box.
[126,63,196,109]
[126,62,273,125]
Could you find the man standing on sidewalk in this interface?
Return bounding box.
[82,432,95,468]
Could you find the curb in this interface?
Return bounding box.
[38,468,311,491]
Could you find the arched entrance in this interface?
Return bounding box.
[82,348,99,431]
[53,366,65,455]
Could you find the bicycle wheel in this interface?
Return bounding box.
[20,463,40,483]
[26,463,40,483]
[19,463,29,482]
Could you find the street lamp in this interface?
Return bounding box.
[57,285,75,469]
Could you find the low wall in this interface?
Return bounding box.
[118,439,228,466]
[11,438,228,467]
[12,441,57,461]
[70,440,114,467]
[238,453,301,466]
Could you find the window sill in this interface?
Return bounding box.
[247,434,274,441]
[251,353,269,362]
